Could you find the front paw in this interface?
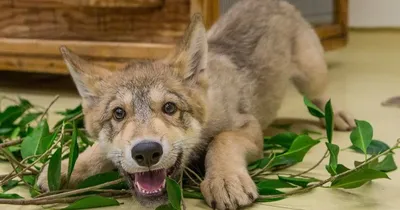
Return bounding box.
[200,169,258,210]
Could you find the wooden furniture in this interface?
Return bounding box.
[0,0,348,75]
[313,0,349,51]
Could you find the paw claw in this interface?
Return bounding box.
[212,200,217,209]
[247,193,254,201]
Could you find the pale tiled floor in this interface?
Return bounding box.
[0,31,400,210]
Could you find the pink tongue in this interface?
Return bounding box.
[135,169,166,191]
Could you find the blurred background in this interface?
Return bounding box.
[0,0,397,88]
[0,0,393,89]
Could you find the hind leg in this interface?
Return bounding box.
[291,27,355,131]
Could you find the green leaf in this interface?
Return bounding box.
[354,157,379,170]
[350,140,390,155]
[303,97,324,118]
[0,105,27,126]
[1,180,19,192]
[39,131,59,158]
[67,122,80,185]
[336,164,350,174]
[275,135,320,163]
[48,148,62,191]
[18,112,43,127]
[248,153,295,170]
[19,97,33,108]
[327,164,351,176]
[156,204,175,210]
[256,188,285,202]
[77,171,126,189]
[0,193,23,199]
[263,143,282,150]
[256,179,295,189]
[278,176,318,188]
[10,127,20,139]
[62,195,120,209]
[258,156,274,169]
[29,185,41,198]
[266,132,298,149]
[325,143,339,175]
[183,191,204,199]
[350,120,373,154]
[23,175,36,186]
[20,120,50,159]
[7,146,20,153]
[56,104,82,116]
[324,100,334,143]
[0,127,13,136]
[248,160,262,171]
[166,177,181,210]
[258,187,285,196]
[331,169,389,189]
[374,154,397,172]
[54,105,83,128]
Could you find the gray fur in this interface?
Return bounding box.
[204,0,308,136]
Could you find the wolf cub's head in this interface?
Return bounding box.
[61,14,208,207]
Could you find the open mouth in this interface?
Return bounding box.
[122,151,183,203]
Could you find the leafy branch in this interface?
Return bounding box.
[0,96,398,210]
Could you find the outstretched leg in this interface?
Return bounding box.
[291,27,355,130]
[201,115,263,210]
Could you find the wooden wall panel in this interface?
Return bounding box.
[0,0,190,43]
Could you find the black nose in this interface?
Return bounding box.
[131,141,163,167]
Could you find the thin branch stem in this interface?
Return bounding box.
[35,189,129,199]
[259,140,400,200]
[8,161,31,187]
[0,139,23,148]
[183,170,200,186]
[180,171,187,210]
[184,167,203,182]
[251,154,276,178]
[291,150,328,177]
[256,172,323,181]
[39,95,60,122]
[0,124,66,186]
[32,178,125,201]
[0,193,130,205]
[0,149,39,174]
[0,173,34,180]
[0,96,46,111]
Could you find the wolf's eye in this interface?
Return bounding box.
[113,107,126,121]
[162,102,177,115]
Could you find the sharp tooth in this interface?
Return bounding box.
[162,179,166,187]
[136,182,142,191]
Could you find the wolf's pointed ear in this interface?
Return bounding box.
[169,13,207,84]
[60,46,111,105]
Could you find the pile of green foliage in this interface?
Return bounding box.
[0,95,398,209]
